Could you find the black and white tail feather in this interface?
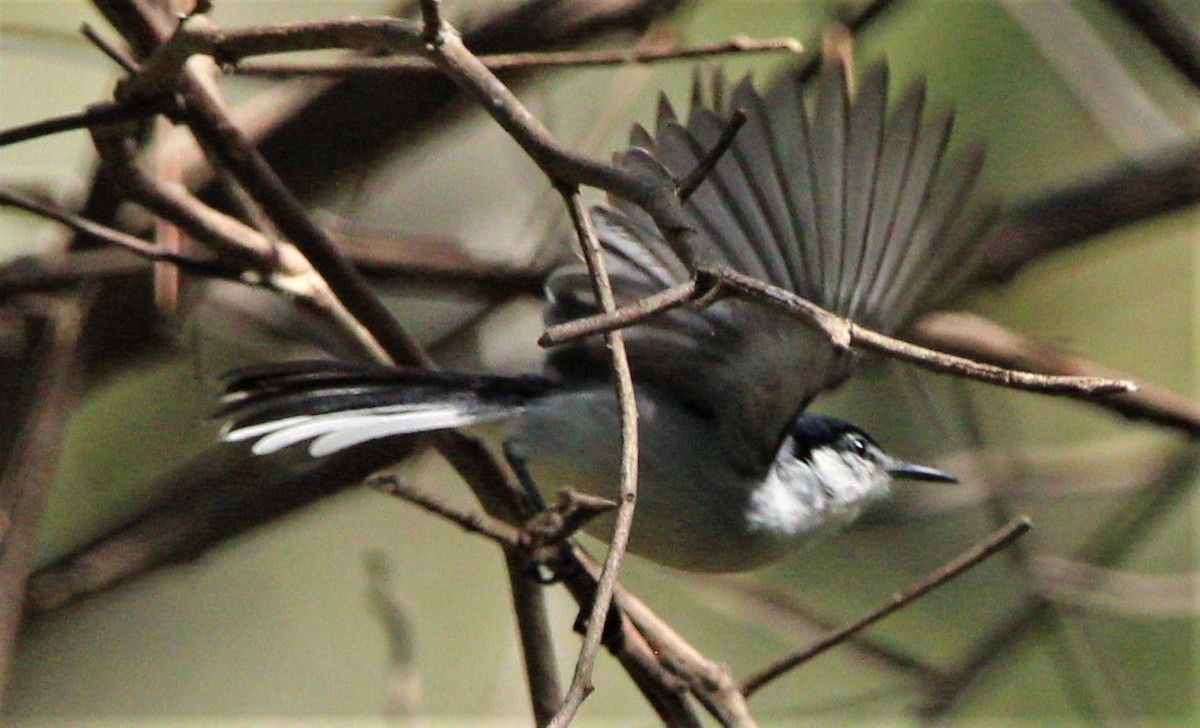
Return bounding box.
[220,361,554,457]
[221,57,988,467]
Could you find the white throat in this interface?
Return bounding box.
[745,447,891,540]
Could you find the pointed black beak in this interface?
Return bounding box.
[885,459,957,484]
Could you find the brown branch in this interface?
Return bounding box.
[677,108,748,201]
[974,141,1200,283]
[172,79,430,368]
[0,293,91,700]
[371,474,525,546]
[0,249,149,294]
[600,559,758,727]
[369,474,701,725]
[90,123,278,272]
[0,187,247,282]
[553,548,704,727]
[548,187,641,727]
[921,447,1199,718]
[0,98,174,148]
[118,11,703,266]
[1101,0,1200,90]
[245,0,689,202]
[116,15,427,102]
[81,21,140,73]
[89,8,559,714]
[523,490,618,548]
[541,266,1135,397]
[429,431,563,724]
[231,35,802,77]
[701,575,947,685]
[911,311,1200,433]
[538,276,697,347]
[740,517,1033,697]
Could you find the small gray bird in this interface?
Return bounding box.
[221,57,987,572]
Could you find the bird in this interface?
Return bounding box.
[219,55,989,573]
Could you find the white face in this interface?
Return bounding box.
[745,431,895,540]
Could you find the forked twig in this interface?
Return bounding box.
[740,517,1033,696]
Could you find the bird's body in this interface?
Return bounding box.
[221,57,984,572]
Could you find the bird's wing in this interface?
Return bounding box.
[219,360,554,457]
[545,57,989,471]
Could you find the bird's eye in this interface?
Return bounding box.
[847,434,869,456]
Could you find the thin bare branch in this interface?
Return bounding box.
[700,575,947,684]
[548,188,640,728]
[232,36,803,77]
[0,99,173,148]
[541,266,1135,397]
[921,447,1200,719]
[371,474,525,547]
[100,8,705,269]
[429,431,563,723]
[0,187,246,282]
[597,556,758,727]
[741,517,1033,697]
[81,22,140,73]
[555,548,705,727]
[677,108,748,201]
[538,277,697,347]
[523,490,618,548]
[911,311,1200,433]
[90,124,278,271]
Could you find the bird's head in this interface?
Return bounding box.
[748,414,956,539]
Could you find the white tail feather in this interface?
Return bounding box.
[224,404,517,457]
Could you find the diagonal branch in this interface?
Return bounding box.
[677,109,748,201]
[911,311,1200,433]
[0,187,247,282]
[741,517,1033,697]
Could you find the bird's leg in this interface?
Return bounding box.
[504,441,547,512]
